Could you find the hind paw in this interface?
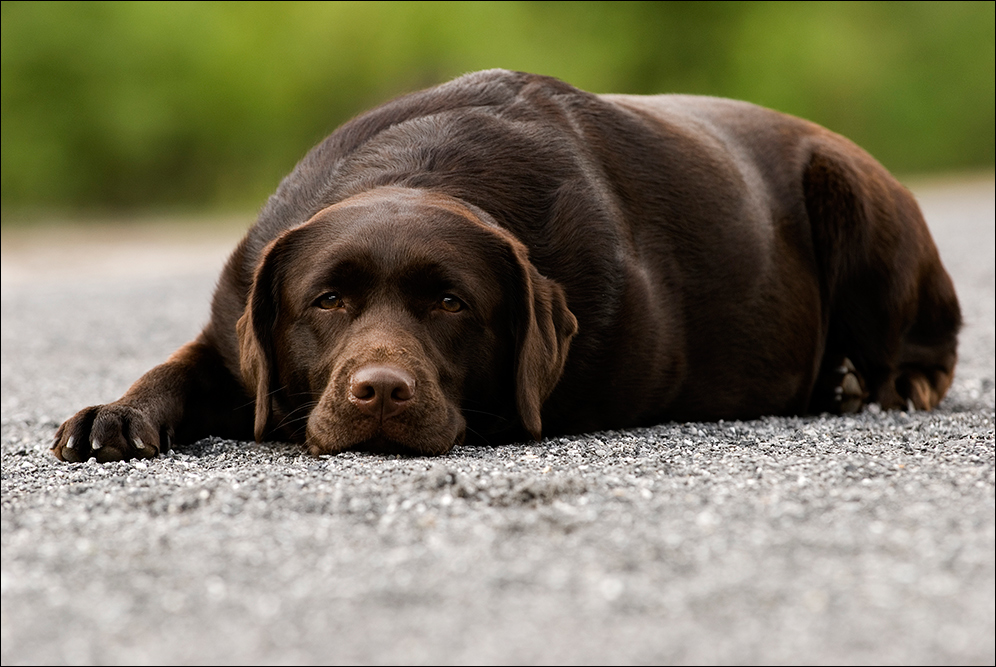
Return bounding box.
[879,367,952,412]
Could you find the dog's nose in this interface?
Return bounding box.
[349,365,416,419]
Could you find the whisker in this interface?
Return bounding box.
[275,401,320,431]
[463,424,495,447]
[460,407,513,422]
[235,385,310,412]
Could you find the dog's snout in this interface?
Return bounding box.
[349,364,416,419]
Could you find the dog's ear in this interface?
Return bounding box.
[508,245,578,440]
[236,237,287,442]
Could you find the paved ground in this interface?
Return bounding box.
[2,176,993,665]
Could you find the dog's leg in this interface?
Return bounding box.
[52,334,254,462]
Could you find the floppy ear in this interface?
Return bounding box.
[511,249,579,440]
[236,238,286,442]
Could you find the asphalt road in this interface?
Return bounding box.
[2,176,993,665]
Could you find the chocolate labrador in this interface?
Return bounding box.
[52,69,961,462]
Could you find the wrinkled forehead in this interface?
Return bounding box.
[282,188,512,291]
[322,187,496,228]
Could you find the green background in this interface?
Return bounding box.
[2,1,993,217]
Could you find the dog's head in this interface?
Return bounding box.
[236,187,577,455]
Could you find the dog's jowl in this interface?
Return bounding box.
[53,69,961,461]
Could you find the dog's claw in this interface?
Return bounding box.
[65,436,76,450]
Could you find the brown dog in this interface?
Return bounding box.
[52,69,961,462]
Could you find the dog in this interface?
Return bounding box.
[52,69,961,462]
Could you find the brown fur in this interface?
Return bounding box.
[52,69,961,461]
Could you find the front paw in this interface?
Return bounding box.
[833,357,869,414]
[52,404,166,463]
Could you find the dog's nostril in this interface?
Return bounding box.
[352,383,376,401]
[349,365,416,419]
[391,383,415,402]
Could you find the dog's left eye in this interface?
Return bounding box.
[316,292,346,310]
[437,295,465,313]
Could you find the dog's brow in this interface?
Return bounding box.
[307,256,377,293]
[393,261,463,293]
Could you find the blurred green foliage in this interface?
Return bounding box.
[2,1,993,215]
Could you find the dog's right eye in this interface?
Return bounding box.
[437,295,465,313]
[316,293,345,310]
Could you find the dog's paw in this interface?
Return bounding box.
[833,357,868,414]
[52,403,165,463]
[902,371,939,411]
[877,367,951,412]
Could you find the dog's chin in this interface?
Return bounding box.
[349,434,459,456]
[305,417,465,457]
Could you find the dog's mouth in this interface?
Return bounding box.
[305,410,466,457]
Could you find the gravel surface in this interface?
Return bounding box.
[2,177,993,665]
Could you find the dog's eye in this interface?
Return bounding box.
[317,293,345,310]
[437,295,465,313]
